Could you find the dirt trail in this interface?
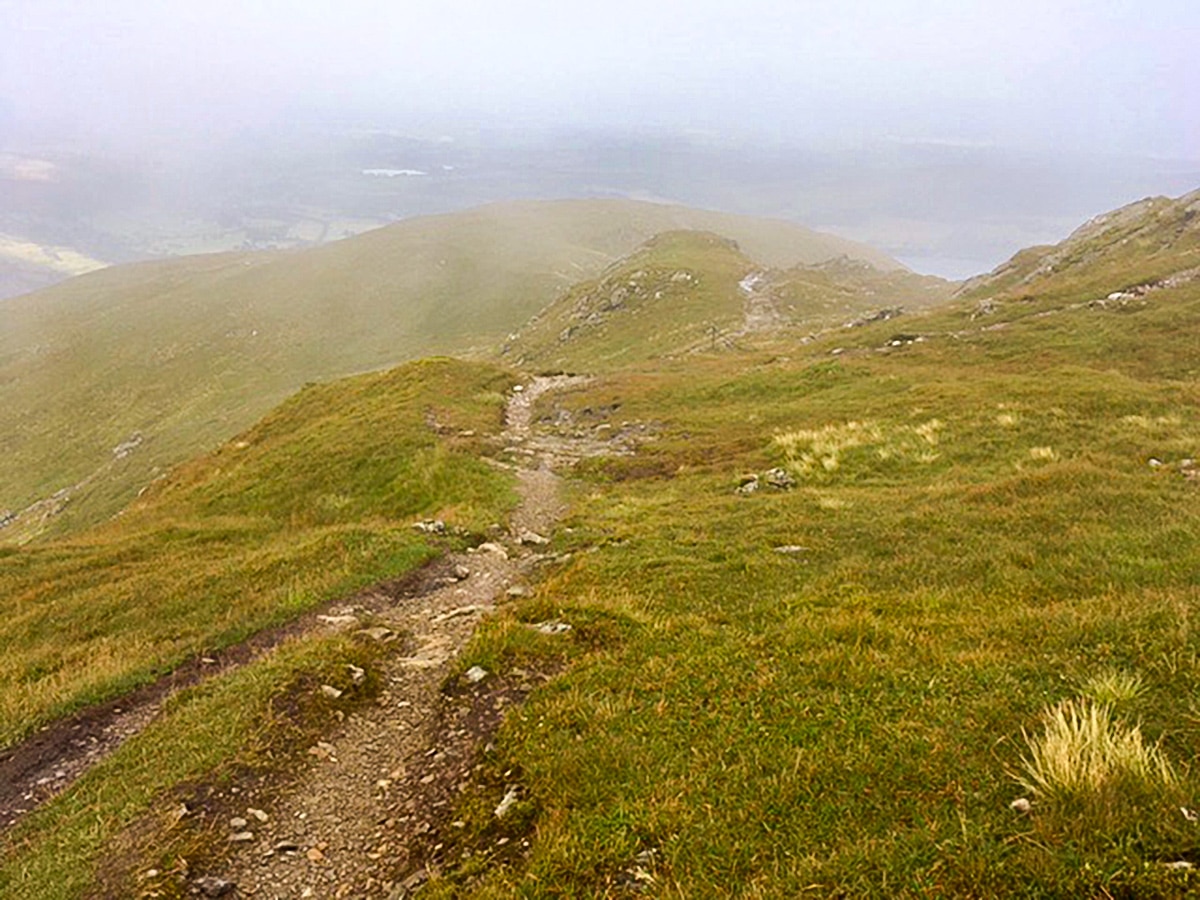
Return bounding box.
[204,374,595,898]
[738,271,784,335]
[0,374,612,896]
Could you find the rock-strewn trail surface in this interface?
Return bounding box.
[0,373,634,899]
[193,375,604,898]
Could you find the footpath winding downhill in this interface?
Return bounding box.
[1,375,605,898]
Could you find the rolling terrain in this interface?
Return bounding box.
[0,198,899,544]
[1,190,1198,897]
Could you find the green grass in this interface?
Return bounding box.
[0,357,516,748]
[425,264,1200,895]
[6,191,1200,896]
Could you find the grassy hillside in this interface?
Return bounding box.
[507,232,952,371]
[957,188,1200,304]
[506,231,753,369]
[433,231,1200,895]
[0,199,899,543]
[6,192,1199,896]
[0,356,515,748]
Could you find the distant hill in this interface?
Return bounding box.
[957,188,1200,303]
[507,232,952,371]
[0,199,901,541]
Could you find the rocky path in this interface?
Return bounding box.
[0,374,614,899]
[203,375,595,898]
[176,375,599,898]
[738,271,784,334]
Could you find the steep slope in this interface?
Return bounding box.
[0,199,900,542]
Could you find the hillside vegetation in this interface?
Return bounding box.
[0,199,898,544]
[507,231,951,371]
[0,357,514,748]
[3,190,1200,897]
[420,192,1200,896]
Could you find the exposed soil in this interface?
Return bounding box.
[0,374,630,898]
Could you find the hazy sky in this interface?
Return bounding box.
[2,0,1197,157]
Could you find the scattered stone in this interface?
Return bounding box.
[494,786,520,818]
[1182,806,1198,822]
[971,298,997,319]
[465,666,489,684]
[347,665,365,684]
[357,626,396,643]
[478,542,509,559]
[308,742,337,761]
[320,684,344,700]
[434,605,490,623]
[230,816,249,829]
[763,467,796,489]
[773,545,809,555]
[229,831,255,843]
[1009,797,1032,814]
[1163,861,1195,871]
[247,807,269,823]
[512,384,525,393]
[412,519,446,534]
[517,529,550,546]
[317,614,360,627]
[274,840,300,853]
[1149,457,1164,468]
[506,585,531,598]
[306,846,326,863]
[195,876,237,897]
[453,564,471,580]
[530,621,572,635]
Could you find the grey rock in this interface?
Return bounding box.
[453,564,471,580]
[357,626,396,642]
[531,621,572,635]
[229,816,248,829]
[465,666,489,684]
[319,684,344,700]
[518,529,550,546]
[195,876,237,897]
[763,467,796,489]
[229,831,255,843]
[773,545,809,554]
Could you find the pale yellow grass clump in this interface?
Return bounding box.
[1029,446,1059,461]
[773,419,944,477]
[773,421,882,476]
[1019,698,1175,802]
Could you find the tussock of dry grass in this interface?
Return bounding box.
[1019,698,1175,803]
